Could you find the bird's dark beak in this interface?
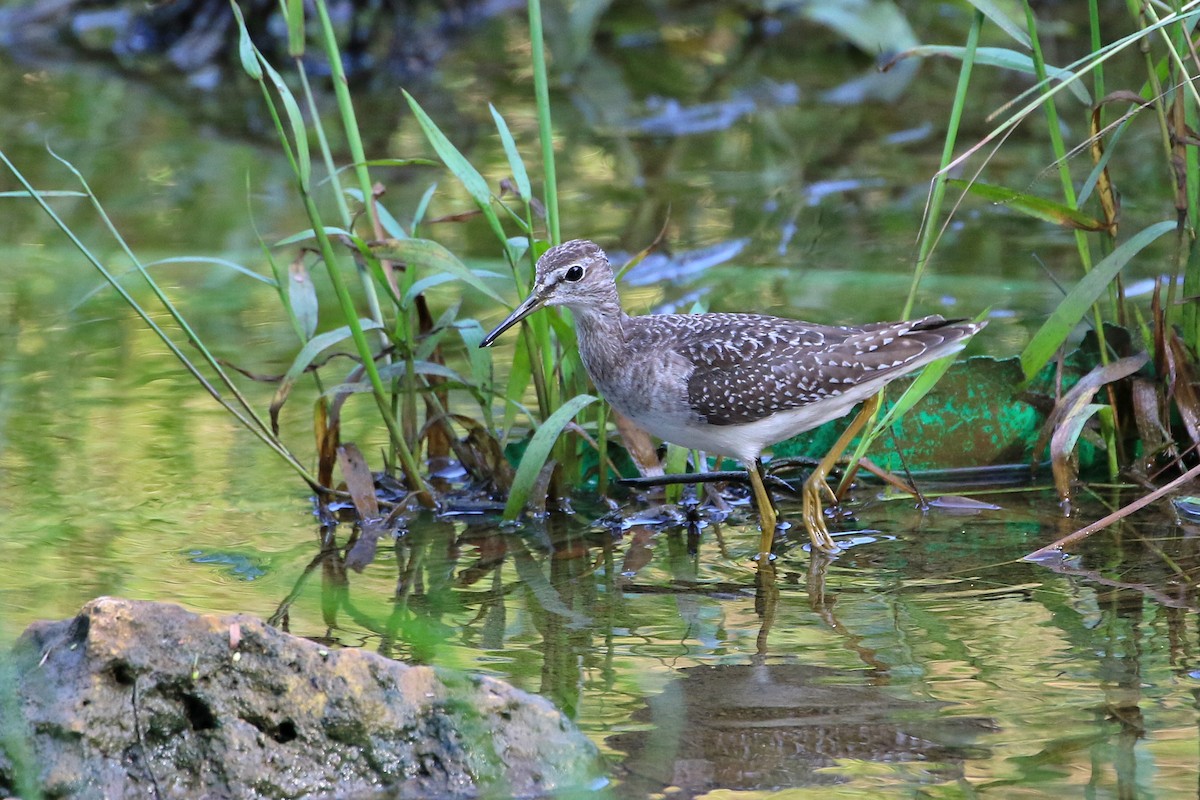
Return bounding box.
[480,290,546,347]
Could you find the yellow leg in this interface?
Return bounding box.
[801,394,881,553]
[746,461,778,560]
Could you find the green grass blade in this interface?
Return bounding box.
[274,226,353,246]
[276,320,385,389]
[504,394,597,519]
[501,334,533,443]
[412,182,438,234]
[663,444,689,504]
[370,238,508,305]
[143,256,277,285]
[900,45,1089,104]
[0,190,86,198]
[962,0,1032,48]
[527,0,560,243]
[403,269,508,306]
[285,0,305,56]
[232,3,263,79]
[868,351,965,441]
[949,179,1109,230]
[402,91,507,243]
[904,10,981,318]
[1020,219,1175,378]
[457,320,496,426]
[490,103,531,202]
[254,59,310,190]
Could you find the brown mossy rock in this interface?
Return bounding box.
[0,597,603,799]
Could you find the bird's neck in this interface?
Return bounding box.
[566,297,630,380]
[566,295,626,338]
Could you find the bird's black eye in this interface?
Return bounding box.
[564,265,585,282]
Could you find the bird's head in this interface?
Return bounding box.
[480,239,616,346]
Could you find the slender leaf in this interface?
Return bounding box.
[1020,220,1175,378]
[377,360,471,385]
[329,361,475,396]
[412,182,438,233]
[287,257,319,340]
[950,179,1110,231]
[504,394,597,518]
[285,0,305,57]
[490,104,531,202]
[663,444,689,503]
[501,330,533,443]
[269,320,385,433]
[274,226,353,247]
[457,320,495,424]
[230,3,263,79]
[400,91,489,201]
[403,269,508,307]
[0,190,86,198]
[145,256,276,285]
[403,91,506,241]
[370,238,508,305]
[868,351,963,440]
[896,46,1089,105]
[961,0,1031,49]
[255,46,310,189]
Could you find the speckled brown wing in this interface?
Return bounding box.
[665,313,976,426]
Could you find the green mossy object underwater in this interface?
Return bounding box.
[771,353,1095,473]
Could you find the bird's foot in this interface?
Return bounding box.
[802,472,841,554]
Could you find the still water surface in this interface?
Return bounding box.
[3,6,1199,797]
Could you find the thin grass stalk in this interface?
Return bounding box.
[1023,2,1095,272]
[1024,2,1111,364]
[303,195,431,503]
[1180,16,1200,348]
[903,10,981,319]
[55,156,281,438]
[308,0,408,431]
[48,149,312,455]
[528,0,560,245]
[1089,0,1107,110]
[937,13,1189,190]
[1165,4,1199,336]
[242,41,430,501]
[296,64,354,231]
[309,1,402,458]
[0,151,321,488]
[237,13,430,496]
[596,402,610,496]
[313,0,379,236]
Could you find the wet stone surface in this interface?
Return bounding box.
[1,597,604,799]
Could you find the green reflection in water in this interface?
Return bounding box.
[3,7,1199,797]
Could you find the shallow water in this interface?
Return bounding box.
[4,4,1199,797]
